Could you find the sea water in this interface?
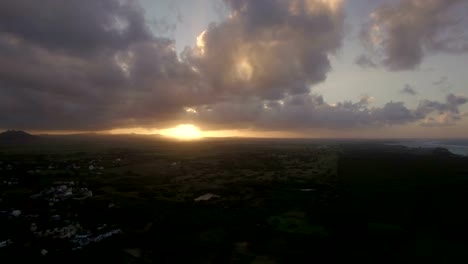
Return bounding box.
[388,140,468,156]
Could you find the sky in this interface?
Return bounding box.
[1,0,468,138]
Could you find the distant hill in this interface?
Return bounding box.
[0,130,38,143]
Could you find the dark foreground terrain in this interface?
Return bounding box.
[1,135,468,263]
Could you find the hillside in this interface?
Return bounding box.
[0,130,37,143]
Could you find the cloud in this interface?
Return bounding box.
[185,93,466,131]
[0,0,152,55]
[432,76,453,91]
[417,94,467,114]
[415,94,468,126]
[447,93,468,107]
[354,54,377,68]
[433,76,449,86]
[400,84,418,96]
[0,39,197,130]
[359,94,375,105]
[0,0,200,130]
[0,0,466,133]
[0,0,348,131]
[360,0,468,70]
[421,112,461,127]
[182,0,345,100]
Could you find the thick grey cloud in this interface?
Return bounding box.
[0,38,195,130]
[0,0,200,130]
[182,0,345,100]
[185,93,467,130]
[360,0,468,70]
[0,0,348,131]
[0,0,466,132]
[415,94,468,126]
[0,0,152,55]
[417,94,467,115]
[420,103,467,127]
[401,84,417,96]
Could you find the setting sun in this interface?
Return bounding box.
[159,124,203,140]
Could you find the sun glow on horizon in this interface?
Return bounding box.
[159,124,203,140]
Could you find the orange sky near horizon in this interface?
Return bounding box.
[25,118,468,139]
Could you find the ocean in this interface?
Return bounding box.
[387,139,468,156]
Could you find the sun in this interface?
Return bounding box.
[160,124,203,140]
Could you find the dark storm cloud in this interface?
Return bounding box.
[0,0,348,131]
[360,0,468,70]
[0,39,187,130]
[0,0,466,132]
[400,84,417,96]
[0,0,152,55]
[0,0,200,130]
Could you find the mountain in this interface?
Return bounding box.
[0,130,38,143]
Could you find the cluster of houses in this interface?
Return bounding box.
[0,157,125,256]
[0,163,13,171]
[0,239,13,249]
[30,182,93,205]
[0,155,125,180]
[30,221,121,251]
[71,229,122,249]
[0,186,121,255]
[27,182,121,250]
[2,177,19,186]
[34,223,81,240]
